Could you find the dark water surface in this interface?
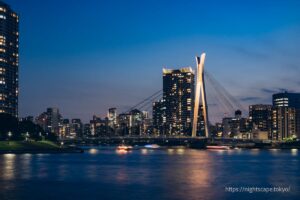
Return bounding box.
[0,147,299,200]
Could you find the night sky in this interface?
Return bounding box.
[5,0,300,122]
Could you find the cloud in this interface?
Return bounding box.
[260,88,296,94]
[260,88,278,94]
[240,96,261,102]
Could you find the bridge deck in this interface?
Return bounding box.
[61,137,208,149]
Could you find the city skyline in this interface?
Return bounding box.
[5,0,300,122]
[1,2,300,200]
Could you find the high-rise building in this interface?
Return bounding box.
[210,122,223,138]
[129,109,143,136]
[36,107,62,135]
[271,107,296,141]
[47,107,61,134]
[83,123,91,136]
[90,115,107,136]
[152,99,166,135]
[117,113,131,136]
[0,2,19,117]
[222,117,233,138]
[59,119,70,138]
[222,110,250,138]
[249,104,272,133]
[273,92,300,139]
[141,111,151,135]
[71,119,83,137]
[107,108,117,128]
[163,67,194,135]
[273,92,300,108]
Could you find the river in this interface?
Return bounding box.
[0,147,299,200]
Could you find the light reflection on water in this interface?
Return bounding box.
[0,148,299,200]
[3,154,16,180]
[250,148,260,155]
[291,149,298,156]
[20,154,32,180]
[116,149,131,155]
[141,149,148,154]
[88,148,99,155]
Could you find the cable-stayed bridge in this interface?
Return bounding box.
[123,70,246,133]
[120,54,247,137]
[62,54,248,148]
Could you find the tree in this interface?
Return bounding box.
[18,120,44,141]
[0,113,19,140]
[44,132,58,141]
[0,113,58,142]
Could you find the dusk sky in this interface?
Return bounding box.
[6,0,300,122]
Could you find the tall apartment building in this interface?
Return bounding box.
[0,2,19,116]
[163,67,194,135]
[271,107,296,140]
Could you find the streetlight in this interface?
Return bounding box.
[7,131,12,144]
[25,132,29,141]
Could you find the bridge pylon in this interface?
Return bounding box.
[192,53,209,138]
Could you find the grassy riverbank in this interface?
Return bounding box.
[0,140,83,153]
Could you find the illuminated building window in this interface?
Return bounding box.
[0,7,6,12]
[0,93,5,100]
[0,39,5,46]
[0,77,5,84]
[0,48,5,53]
[0,68,5,74]
[0,15,6,19]
[0,58,7,63]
